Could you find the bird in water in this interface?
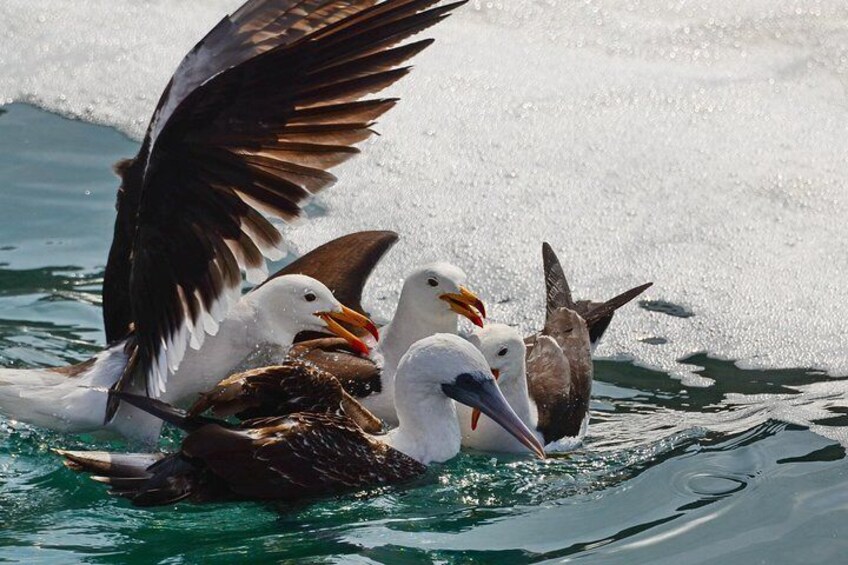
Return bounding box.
[458,243,652,452]
[0,0,466,438]
[0,275,376,442]
[58,334,544,506]
[289,262,487,426]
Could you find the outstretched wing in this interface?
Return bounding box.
[575,282,653,345]
[541,242,575,322]
[537,244,652,347]
[104,0,466,414]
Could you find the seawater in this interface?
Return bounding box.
[2,1,848,384]
[0,105,846,563]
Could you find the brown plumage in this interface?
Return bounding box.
[97,0,467,418]
[59,374,425,506]
[188,360,383,433]
[524,243,652,444]
[264,230,399,320]
[256,230,396,400]
[288,337,383,397]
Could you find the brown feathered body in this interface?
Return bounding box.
[522,243,651,445]
[60,364,426,506]
[189,359,383,433]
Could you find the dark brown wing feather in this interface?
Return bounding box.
[182,414,425,501]
[102,0,466,416]
[188,361,344,419]
[538,243,651,346]
[262,230,398,315]
[542,242,575,320]
[187,359,382,433]
[576,282,653,344]
[288,337,383,398]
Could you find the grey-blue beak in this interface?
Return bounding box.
[443,372,546,459]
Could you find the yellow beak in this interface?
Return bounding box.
[440,286,486,328]
[315,306,379,356]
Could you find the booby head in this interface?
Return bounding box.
[394,334,544,460]
[400,263,486,328]
[256,274,378,355]
[466,323,528,431]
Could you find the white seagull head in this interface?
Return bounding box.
[467,323,527,384]
[255,274,378,355]
[400,262,486,328]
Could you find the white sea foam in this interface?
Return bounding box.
[1,0,847,385]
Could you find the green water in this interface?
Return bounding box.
[1,104,847,563]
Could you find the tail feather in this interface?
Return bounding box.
[56,450,162,478]
[58,449,200,506]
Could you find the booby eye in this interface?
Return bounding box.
[497,347,509,357]
[427,277,439,287]
[304,292,317,303]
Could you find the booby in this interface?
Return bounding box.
[289,262,487,425]
[0,275,377,441]
[0,0,465,436]
[459,243,653,452]
[58,334,544,506]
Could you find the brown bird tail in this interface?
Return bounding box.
[56,450,162,478]
[57,448,200,507]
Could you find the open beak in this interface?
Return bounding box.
[471,369,499,431]
[440,286,486,328]
[443,373,545,459]
[315,306,379,356]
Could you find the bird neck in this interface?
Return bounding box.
[381,297,458,373]
[384,378,461,465]
[241,287,298,348]
[500,362,533,427]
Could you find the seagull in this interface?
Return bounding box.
[0,0,465,437]
[458,243,653,453]
[0,275,377,442]
[263,231,400,327]
[289,262,487,426]
[57,334,544,506]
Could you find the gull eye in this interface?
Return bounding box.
[304,292,317,303]
[427,277,439,287]
[497,347,508,357]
